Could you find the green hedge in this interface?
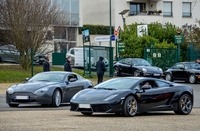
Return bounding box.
[78,24,114,35]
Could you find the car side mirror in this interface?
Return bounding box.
[141,85,151,92]
[25,78,29,82]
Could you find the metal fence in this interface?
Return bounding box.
[144,48,178,70]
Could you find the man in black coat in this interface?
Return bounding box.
[64,56,72,72]
[96,56,106,84]
[43,56,50,72]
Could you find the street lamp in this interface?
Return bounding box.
[119,9,130,28]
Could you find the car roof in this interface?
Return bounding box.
[177,62,197,64]
[38,71,74,75]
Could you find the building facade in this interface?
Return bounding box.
[80,0,200,32]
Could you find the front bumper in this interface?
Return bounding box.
[141,72,164,78]
[6,92,52,105]
[70,100,123,113]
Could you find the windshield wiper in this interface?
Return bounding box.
[95,87,116,90]
[37,80,50,82]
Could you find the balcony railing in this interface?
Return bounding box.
[129,10,162,16]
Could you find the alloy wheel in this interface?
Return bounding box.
[133,70,140,77]
[189,74,196,84]
[123,96,138,117]
[180,94,192,115]
[165,73,172,81]
[55,90,61,106]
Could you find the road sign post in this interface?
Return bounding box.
[174,34,184,62]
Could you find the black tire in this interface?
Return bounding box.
[81,112,93,116]
[0,56,2,63]
[189,74,197,84]
[174,94,193,115]
[114,67,120,76]
[123,96,138,117]
[133,70,140,77]
[9,104,19,107]
[165,73,173,82]
[51,89,61,107]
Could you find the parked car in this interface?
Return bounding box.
[6,71,93,107]
[0,44,20,63]
[70,77,193,117]
[114,58,163,78]
[164,62,200,84]
[0,44,45,64]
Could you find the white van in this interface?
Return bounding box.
[66,47,109,70]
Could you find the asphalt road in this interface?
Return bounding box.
[1,81,200,111]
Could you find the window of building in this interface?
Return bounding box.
[129,3,146,15]
[163,1,172,16]
[182,2,191,17]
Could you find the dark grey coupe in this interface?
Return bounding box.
[6,71,93,107]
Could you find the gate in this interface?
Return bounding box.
[83,46,113,76]
[144,48,178,70]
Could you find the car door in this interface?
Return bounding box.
[137,80,171,112]
[116,58,129,75]
[63,74,84,102]
[170,63,185,79]
[123,58,133,75]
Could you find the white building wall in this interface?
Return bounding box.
[80,0,200,30]
[80,0,115,26]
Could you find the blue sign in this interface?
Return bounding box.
[111,35,115,41]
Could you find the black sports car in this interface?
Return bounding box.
[164,62,200,84]
[70,77,193,117]
[6,71,93,107]
[114,58,163,78]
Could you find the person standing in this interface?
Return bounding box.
[64,56,72,72]
[96,56,106,84]
[43,56,50,72]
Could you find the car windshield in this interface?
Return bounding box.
[28,73,66,83]
[133,59,150,66]
[94,78,138,90]
[190,63,200,69]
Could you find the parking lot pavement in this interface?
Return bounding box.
[0,108,200,131]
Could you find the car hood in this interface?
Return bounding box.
[11,82,60,92]
[137,66,162,72]
[71,89,131,103]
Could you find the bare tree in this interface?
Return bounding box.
[182,20,200,56]
[0,0,62,70]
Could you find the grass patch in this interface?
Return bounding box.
[0,65,111,83]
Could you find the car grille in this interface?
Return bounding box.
[71,103,111,112]
[10,92,37,102]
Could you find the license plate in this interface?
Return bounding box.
[154,74,160,76]
[79,104,91,108]
[14,96,29,100]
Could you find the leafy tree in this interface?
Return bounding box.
[182,20,200,57]
[0,0,62,70]
[120,23,178,58]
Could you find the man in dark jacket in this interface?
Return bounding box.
[43,56,50,72]
[96,56,106,84]
[64,56,72,72]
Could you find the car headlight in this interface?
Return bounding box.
[158,68,163,71]
[142,68,147,72]
[35,87,48,93]
[7,87,14,94]
[103,94,118,101]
